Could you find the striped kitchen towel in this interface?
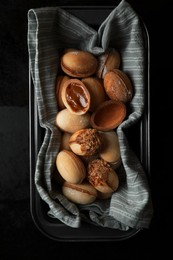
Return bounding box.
[28,0,153,230]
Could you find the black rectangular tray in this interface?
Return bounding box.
[29,6,150,242]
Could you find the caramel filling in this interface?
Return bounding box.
[66,83,88,112]
[64,182,95,196]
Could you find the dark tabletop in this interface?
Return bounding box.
[0,0,172,259]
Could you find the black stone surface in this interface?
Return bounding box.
[0,0,172,258]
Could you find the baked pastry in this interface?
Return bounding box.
[103,69,133,103]
[60,49,98,78]
[69,128,103,156]
[56,150,86,184]
[90,100,126,131]
[56,108,91,133]
[81,77,105,112]
[96,48,121,78]
[87,158,119,193]
[62,181,97,204]
[99,130,121,167]
[55,75,70,110]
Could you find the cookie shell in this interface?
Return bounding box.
[96,49,121,79]
[60,49,98,78]
[69,128,103,156]
[56,108,91,133]
[55,75,70,110]
[62,181,97,204]
[81,77,106,112]
[99,130,121,164]
[103,69,133,103]
[90,100,126,131]
[56,150,86,184]
[87,159,119,193]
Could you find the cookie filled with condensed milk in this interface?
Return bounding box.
[60,49,98,78]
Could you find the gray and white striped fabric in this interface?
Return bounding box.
[28,0,153,229]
